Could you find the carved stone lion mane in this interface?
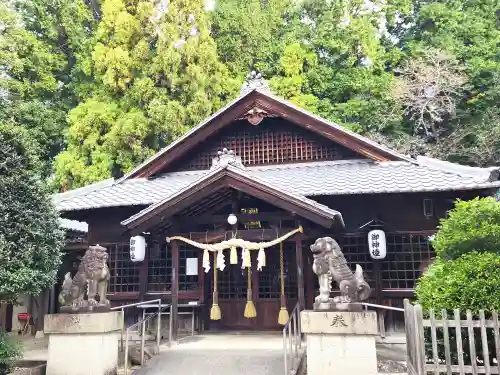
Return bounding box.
[59,245,110,313]
[311,237,371,310]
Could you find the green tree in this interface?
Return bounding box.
[54,0,238,189]
[211,0,294,78]
[0,123,64,302]
[387,0,500,165]
[0,0,96,178]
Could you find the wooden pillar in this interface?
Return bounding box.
[373,260,386,337]
[171,240,180,341]
[295,235,305,309]
[139,243,150,301]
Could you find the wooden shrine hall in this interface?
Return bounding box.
[54,84,500,335]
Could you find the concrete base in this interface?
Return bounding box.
[301,310,378,375]
[44,312,123,375]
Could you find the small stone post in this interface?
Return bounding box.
[300,310,378,375]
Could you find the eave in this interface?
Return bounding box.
[121,165,344,233]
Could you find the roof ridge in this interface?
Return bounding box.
[416,156,499,180]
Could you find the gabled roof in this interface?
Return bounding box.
[121,158,344,231]
[117,89,411,182]
[55,158,500,213]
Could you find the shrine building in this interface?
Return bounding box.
[53,86,500,336]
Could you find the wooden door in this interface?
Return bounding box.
[211,250,258,330]
[207,243,299,331]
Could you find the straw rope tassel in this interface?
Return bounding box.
[210,254,221,320]
[244,267,257,318]
[230,246,237,264]
[278,242,289,325]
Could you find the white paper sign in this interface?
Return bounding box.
[186,258,198,276]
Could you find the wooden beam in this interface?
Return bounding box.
[171,240,180,342]
[295,234,305,309]
[176,212,295,227]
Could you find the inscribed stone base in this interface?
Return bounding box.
[44,312,123,375]
[301,310,378,375]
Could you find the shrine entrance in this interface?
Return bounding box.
[121,152,344,336]
[204,242,299,331]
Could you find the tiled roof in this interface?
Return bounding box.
[59,218,88,233]
[54,159,500,212]
[121,163,343,228]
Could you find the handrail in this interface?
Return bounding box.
[355,302,405,312]
[111,300,163,311]
[123,303,171,375]
[283,302,303,375]
[111,299,163,352]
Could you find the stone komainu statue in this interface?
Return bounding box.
[311,237,371,311]
[59,244,111,313]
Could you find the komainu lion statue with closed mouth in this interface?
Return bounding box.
[311,237,371,311]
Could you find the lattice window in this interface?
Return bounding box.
[179,244,199,292]
[381,234,435,289]
[173,119,358,171]
[147,243,172,292]
[258,243,297,299]
[107,243,140,293]
[324,233,434,291]
[217,250,247,300]
[342,235,374,285]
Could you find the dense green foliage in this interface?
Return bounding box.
[417,197,500,313]
[416,252,500,312]
[53,0,238,189]
[432,197,500,260]
[1,0,499,190]
[0,123,64,302]
[0,329,22,375]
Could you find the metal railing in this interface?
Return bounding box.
[283,302,304,375]
[354,301,405,338]
[111,299,170,374]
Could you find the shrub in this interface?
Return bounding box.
[416,251,500,312]
[0,329,22,375]
[432,197,500,260]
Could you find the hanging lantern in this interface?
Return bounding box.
[368,230,386,260]
[130,235,146,262]
[227,213,238,226]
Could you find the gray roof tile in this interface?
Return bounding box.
[59,218,88,233]
[55,159,500,212]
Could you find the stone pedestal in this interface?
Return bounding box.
[301,310,378,375]
[44,312,123,375]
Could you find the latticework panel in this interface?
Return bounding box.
[173,119,359,171]
[107,243,141,293]
[147,243,172,292]
[312,233,434,293]
[217,250,248,300]
[341,235,374,285]
[381,233,435,289]
[179,244,199,292]
[258,243,297,299]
